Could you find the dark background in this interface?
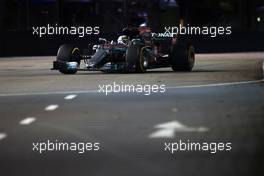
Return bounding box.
[0,0,264,56]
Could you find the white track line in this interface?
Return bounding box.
[19,117,36,125]
[167,79,264,89]
[0,61,263,97]
[45,104,59,111]
[0,90,97,97]
[0,133,7,140]
[64,94,77,100]
[0,79,262,97]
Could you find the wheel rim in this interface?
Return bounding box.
[143,55,148,68]
[71,47,81,65]
[140,47,148,72]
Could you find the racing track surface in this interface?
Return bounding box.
[0,53,263,176]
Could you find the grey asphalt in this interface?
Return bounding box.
[0,53,263,176]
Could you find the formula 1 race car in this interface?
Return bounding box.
[52,26,195,74]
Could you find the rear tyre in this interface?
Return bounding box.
[170,44,195,72]
[57,44,81,74]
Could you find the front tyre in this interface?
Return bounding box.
[56,44,81,74]
[136,47,149,73]
[170,44,195,72]
[125,43,148,73]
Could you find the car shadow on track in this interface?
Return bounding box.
[52,69,226,76]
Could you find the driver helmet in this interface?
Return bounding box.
[117,35,129,44]
[138,23,151,34]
